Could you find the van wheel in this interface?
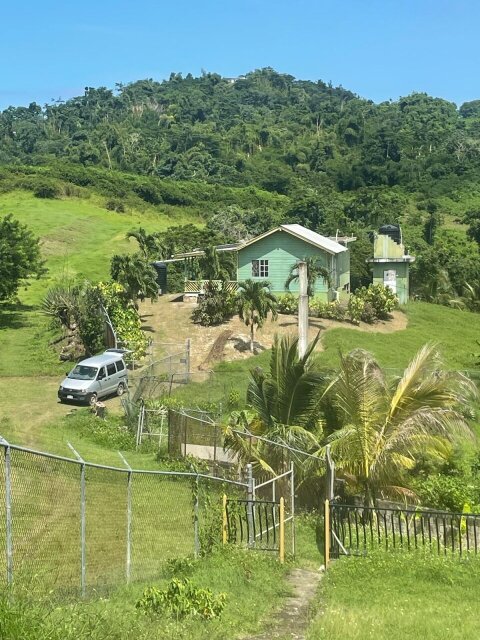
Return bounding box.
[117,383,126,397]
[88,393,98,407]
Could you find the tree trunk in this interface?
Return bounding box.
[250,324,255,352]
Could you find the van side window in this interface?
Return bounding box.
[116,360,125,372]
[97,367,106,380]
[107,363,116,376]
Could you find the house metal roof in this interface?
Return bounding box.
[280,224,348,254]
[240,224,348,255]
[170,224,350,260]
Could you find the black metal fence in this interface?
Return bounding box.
[330,502,480,557]
[225,498,280,552]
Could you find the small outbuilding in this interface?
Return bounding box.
[367,225,415,304]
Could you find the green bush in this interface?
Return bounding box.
[155,453,209,473]
[413,474,480,512]
[192,283,237,326]
[227,388,241,408]
[32,179,62,199]
[136,578,227,620]
[347,294,365,324]
[277,292,297,314]
[97,281,149,359]
[355,283,398,319]
[105,198,125,212]
[310,299,347,321]
[65,411,136,450]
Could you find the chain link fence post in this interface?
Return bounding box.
[4,441,13,586]
[194,474,200,557]
[68,443,86,597]
[118,452,132,583]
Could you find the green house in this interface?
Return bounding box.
[177,224,354,302]
[367,225,415,304]
[236,224,351,300]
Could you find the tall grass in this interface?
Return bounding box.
[0,548,289,640]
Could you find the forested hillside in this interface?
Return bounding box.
[2,67,480,302]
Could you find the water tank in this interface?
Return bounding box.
[378,224,401,244]
[151,261,167,294]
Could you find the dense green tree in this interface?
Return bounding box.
[0,214,46,302]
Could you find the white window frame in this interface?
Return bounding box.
[252,259,268,278]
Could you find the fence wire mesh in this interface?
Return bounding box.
[0,441,248,595]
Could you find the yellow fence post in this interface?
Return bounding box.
[279,497,285,563]
[222,494,228,545]
[324,499,330,568]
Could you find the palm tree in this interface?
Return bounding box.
[237,279,278,352]
[223,334,325,474]
[110,253,158,306]
[322,345,476,507]
[126,227,166,260]
[285,256,332,298]
[199,245,236,282]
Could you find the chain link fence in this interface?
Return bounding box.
[0,438,247,596]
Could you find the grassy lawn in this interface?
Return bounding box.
[0,548,290,640]
[307,550,480,639]
[318,302,480,372]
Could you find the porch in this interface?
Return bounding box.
[183,279,239,301]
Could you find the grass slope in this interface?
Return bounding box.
[318,302,480,371]
[0,549,289,640]
[0,191,197,377]
[308,551,480,639]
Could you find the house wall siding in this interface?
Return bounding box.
[236,229,350,299]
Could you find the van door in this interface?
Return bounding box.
[96,366,108,398]
[105,361,118,395]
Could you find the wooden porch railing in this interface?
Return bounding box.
[184,280,238,294]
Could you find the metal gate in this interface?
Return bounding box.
[222,463,295,562]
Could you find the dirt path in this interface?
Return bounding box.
[244,568,321,640]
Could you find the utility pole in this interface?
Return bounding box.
[298,261,308,359]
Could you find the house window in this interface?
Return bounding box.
[252,259,268,277]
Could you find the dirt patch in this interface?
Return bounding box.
[244,568,321,640]
[139,296,408,371]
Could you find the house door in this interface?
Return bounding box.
[383,269,397,294]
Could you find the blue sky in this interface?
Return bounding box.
[1,0,478,109]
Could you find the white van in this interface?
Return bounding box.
[58,350,128,405]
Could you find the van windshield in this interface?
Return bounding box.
[69,365,98,381]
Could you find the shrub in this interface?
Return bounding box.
[105,198,125,212]
[310,299,347,321]
[154,453,209,474]
[360,301,377,324]
[347,294,365,325]
[33,179,62,199]
[192,282,237,326]
[65,411,136,449]
[133,183,163,205]
[97,281,149,359]
[355,283,398,319]
[413,474,480,513]
[277,292,297,314]
[227,388,241,408]
[136,578,227,620]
